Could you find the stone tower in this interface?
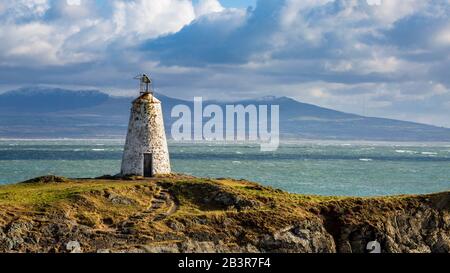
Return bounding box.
[120,74,171,177]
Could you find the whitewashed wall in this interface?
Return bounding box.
[120,93,171,176]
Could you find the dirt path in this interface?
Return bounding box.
[150,187,178,221]
[117,184,178,234]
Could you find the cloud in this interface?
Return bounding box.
[137,0,450,126]
[0,0,203,66]
[112,0,196,39]
[141,8,247,65]
[0,0,449,127]
[370,0,426,24]
[0,0,50,21]
[194,0,224,17]
[66,0,81,6]
[141,0,446,68]
[0,22,60,65]
[434,24,450,47]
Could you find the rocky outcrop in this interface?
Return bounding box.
[258,221,336,253]
[0,175,448,253]
[320,197,450,253]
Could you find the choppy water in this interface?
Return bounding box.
[0,139,449,196]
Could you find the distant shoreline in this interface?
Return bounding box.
[2,138,450,147]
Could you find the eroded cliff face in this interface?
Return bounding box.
[0,175,448,253]
[318,196,450,253]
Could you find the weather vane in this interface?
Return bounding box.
[134,73,153,94]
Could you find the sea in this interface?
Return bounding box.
[0,139,449,196]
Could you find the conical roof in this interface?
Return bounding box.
[133,92,161,104]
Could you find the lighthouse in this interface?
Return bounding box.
[120,74,171,177]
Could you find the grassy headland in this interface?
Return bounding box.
[0,175,448,253]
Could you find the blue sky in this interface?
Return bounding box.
[0,0,449,127]
[209,0,256,8]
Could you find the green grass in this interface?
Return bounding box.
[0,175,445,212]
[0,180,146,207]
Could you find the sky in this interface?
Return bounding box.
[0,0,449,127]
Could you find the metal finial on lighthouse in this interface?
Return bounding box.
[134,73,153,94]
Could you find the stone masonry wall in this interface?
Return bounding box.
[120,93,171,176]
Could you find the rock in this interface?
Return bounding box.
[209,191,260,210]
[180,239,229,253]
[119,248,146,253]
[322,202,450,253]
[0,237,14,251]
[66,241,82,253]
[96,249,111,253]
[259,222,336,253]
[106,192,134,205]
[141,244,180,253]
[7,221,33,234]
[178,239,261,253]
[3,221,33,250]
[21,175,67,184]
[167,220,184,231]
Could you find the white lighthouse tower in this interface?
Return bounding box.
[120,74,171,177]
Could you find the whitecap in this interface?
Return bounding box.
[92,149,105,151]
[421,152,437,155]
[359,158,373,162]
[232,161,241,164]
[395,150,415,154]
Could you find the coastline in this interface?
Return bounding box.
[0,175,448,253]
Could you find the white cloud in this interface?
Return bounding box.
[112,0,196,39]
[52,0,94,19]
[0,22,60,65]
[0,0,201,65]
[434,26,450,47]
[0,0,50,21]
[194,0,224,17]
[66,0,81,6]
[370,0,426,25]
[280,0,332,26]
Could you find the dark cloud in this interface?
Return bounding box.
[140,0,283,66]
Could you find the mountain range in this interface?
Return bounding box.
[0,87,449,141]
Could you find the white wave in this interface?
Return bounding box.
[359,158,373,162]
[395,150,415,154]
[421,152,438,155]
[92,149,106,151]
